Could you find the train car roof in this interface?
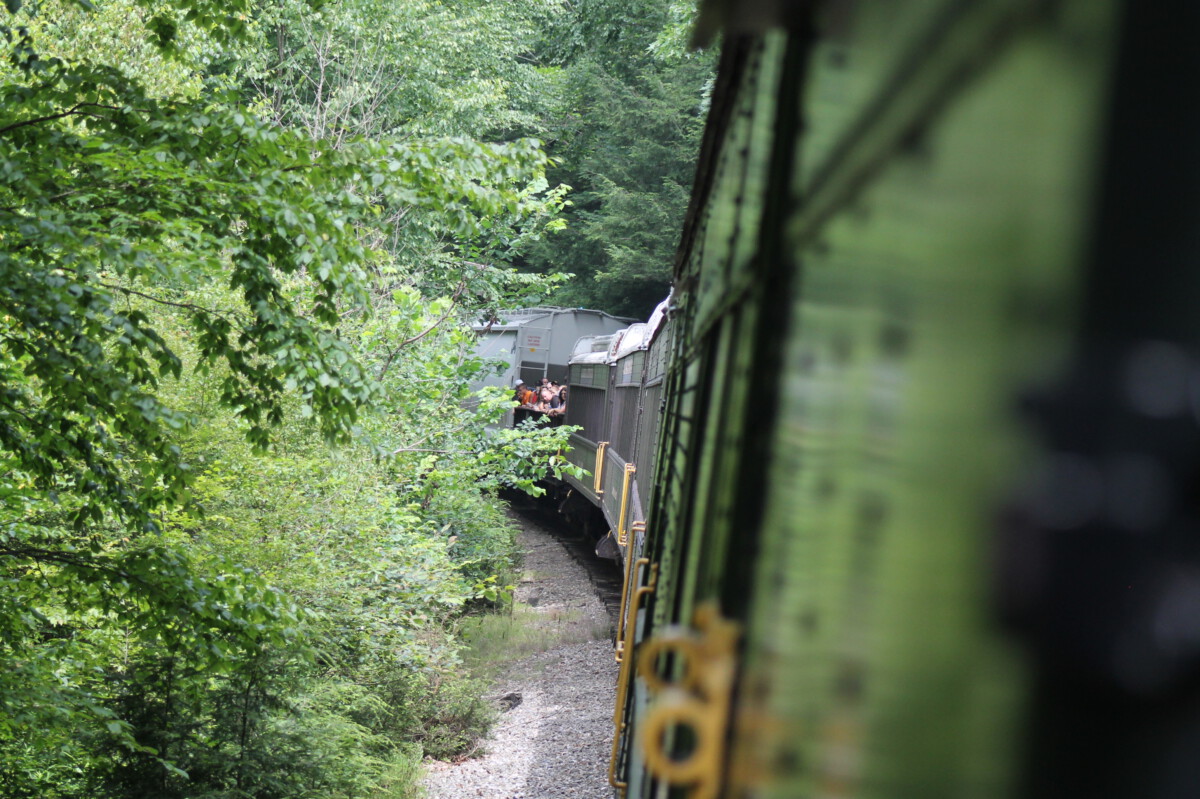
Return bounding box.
[572,350,614,365]
[570,333,617,360]
[567,297,672,367]
[571,332,618,365]
[471,306,636,333]
[611,323,651,360]
[610,297,671,360]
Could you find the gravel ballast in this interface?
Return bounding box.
[422,510,619,799]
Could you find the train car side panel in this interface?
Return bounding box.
[726,2,1119,797]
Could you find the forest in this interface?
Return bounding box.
[0,0,711,796]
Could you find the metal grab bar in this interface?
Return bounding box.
[615,551,649,663]
[608,562,658,794]
[593,441,609,494]
[617,463,636,546]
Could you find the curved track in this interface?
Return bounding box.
[421,504,622,799]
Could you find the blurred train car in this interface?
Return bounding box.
[586,2,1200,799]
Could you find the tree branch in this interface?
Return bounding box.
[0,102,122,135]
[95,280,248,331]
[377,278,468,379]
[390,447,468,455]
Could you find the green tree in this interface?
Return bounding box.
[246,0,562,141]
[519,0,713,319]
[1,0,572,792]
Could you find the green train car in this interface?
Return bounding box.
[603,1,1200,798]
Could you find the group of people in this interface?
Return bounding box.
[513,377,568,425]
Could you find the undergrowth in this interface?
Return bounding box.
[458,602,612,680]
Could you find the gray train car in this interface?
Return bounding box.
[469,307,633,425]
[561,299,670,562]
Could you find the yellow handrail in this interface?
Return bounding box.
[617,463,636,546]
[615,524,646,663]
[593,441,609,495]
[608,562,658,794]
[615,554,648,664]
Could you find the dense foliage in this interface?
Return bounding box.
[519,0,714,319]
[0,1,598,796]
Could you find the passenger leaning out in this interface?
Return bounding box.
[544,387,566,419]
[514,379,538,408]
[513,379,541,426]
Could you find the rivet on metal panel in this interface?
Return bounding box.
[899,124,933,161]
[635,602,740,799]
[594,442,609,495]
[831,332,853,365]
[609,563,659,795]
[800,608,819,635]
[617,463,637,547]
[879,319,911,360]
[817,476,837,502]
